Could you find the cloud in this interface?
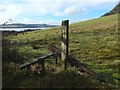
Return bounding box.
[0,4,23,24]
[64,6,88,16]
[15,18,60,25]
[0,0,119,24]
[39,19,60,25]
[81,8,87,12]
[24,0,63,16]
[64,6,79,16]
[21,0,119,16]
[55,0,119,2]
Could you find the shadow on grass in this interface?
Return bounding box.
[2,66,118,89]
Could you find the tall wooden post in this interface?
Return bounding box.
[38,59,45,73]
[61,20,69,69]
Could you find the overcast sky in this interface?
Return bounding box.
[0,0,119,25]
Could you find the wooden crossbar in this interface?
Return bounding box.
[47,45,117,83]
[48,44,96,76]
[20,53,54,69]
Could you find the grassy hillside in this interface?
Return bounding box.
[3,14,119,88]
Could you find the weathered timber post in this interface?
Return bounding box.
[61,20,69,69]
[55,57,58,64]
[53,54,58,64]
[38,59,45,73]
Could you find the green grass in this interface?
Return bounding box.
[3,14,119,88]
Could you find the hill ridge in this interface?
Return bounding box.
[102,3,120,17]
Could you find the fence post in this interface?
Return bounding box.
[61,20,69,69]
[38,59,45,73]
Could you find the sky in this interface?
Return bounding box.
[0,0,119,25]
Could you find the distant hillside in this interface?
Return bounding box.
[0,23,58,28]
[102,3,120,17]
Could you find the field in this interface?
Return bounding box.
[2,14,119,88]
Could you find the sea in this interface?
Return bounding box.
[0,27,50,31]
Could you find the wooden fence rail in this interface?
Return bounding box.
[20,44,96,77]
[48,45,96,76]
[47,44,116,83]
[20,53,54,69]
